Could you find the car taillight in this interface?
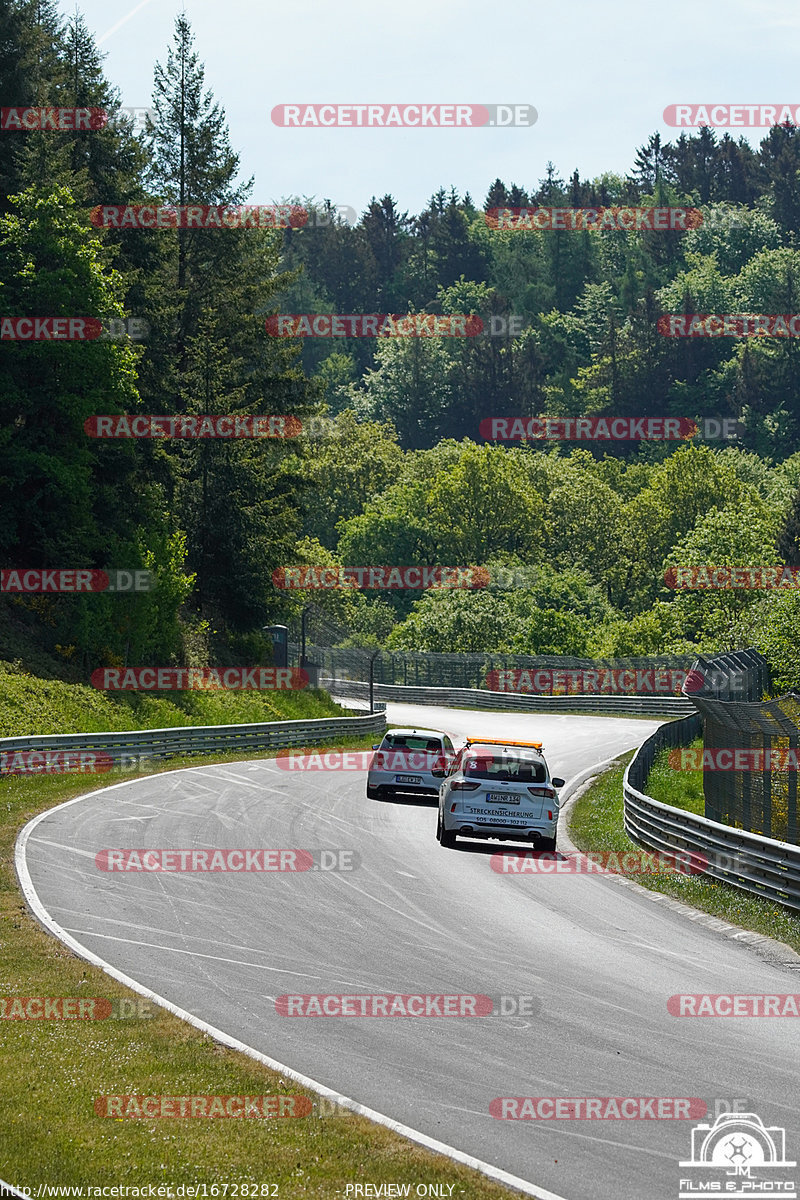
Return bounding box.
[528,786,556,799]
[451,781,480,791]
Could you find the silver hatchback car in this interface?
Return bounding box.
[366,728,455,801]
[436,738,565,849]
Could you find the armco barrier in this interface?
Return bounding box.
[0,707,387,768]
[324,676,696,717]
[623,714,800,913]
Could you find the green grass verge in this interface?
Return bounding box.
[0,659,348,738]
[567,751,800,955]
[0,715,515,1195]
[645,739,704,815]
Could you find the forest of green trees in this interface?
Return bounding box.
[4,1,800,690]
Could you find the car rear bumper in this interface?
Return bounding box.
[370,783,440,798]
[442,810,557,838]
[367,770,441,794]
[449,824,555,839]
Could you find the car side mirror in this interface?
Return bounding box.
[372,745,379,750]
[551,777,565,789]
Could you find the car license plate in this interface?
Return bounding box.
[396,774,422,785]
[486,792,521,804]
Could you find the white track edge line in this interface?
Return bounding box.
[0,1176,31,1198]
[557,743,800,968]
[14,764,570,1200]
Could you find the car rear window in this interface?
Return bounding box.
[464,753,547,783]
[383,735,442,752]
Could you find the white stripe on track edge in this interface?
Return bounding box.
[0,1176,31,1198]
[15,765,570,1200]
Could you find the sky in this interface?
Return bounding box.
[60,0,800,218]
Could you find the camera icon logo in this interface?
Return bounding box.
[683,1112,793,1168]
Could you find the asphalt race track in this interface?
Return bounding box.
[19,705,800,1200]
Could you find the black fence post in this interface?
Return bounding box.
[369,650,379,713]
[300,605,309,670]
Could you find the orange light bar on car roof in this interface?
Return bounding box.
[465,737,543,750]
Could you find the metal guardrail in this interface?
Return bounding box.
[686,650,797,841]
[302,638,697,689]
[325,677,696,717]
[10,665,797,908]
[0,708,388,767]
[623,714,800,913]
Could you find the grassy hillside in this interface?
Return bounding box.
[0,659,347,738]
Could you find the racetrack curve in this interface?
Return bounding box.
[18,705,800,1200]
